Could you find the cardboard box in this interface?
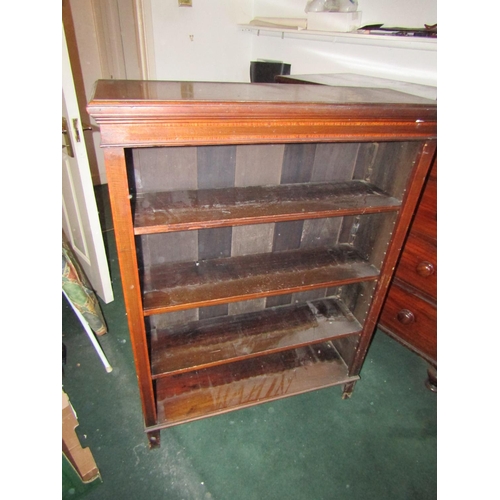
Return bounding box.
[62,390,100,483]
[307,12,362,32]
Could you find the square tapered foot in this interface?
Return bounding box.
[147,430,161,449]
[342,381,357,399]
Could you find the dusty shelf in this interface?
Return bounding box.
[155,340,359,428]
[151,296,363,377]
[142,244,379,315]
[133,180,401,235]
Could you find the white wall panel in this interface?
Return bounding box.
[150,0,254,82]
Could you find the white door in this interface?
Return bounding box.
[62,23,114,304]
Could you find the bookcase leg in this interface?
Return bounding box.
[425,366,437,393]
[147,430,161,449]
[342,381,357,399]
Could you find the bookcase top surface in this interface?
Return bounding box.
[89,79,436,108]
[88,80,436,145]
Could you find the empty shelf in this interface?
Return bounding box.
[142,244,379,315]
[154,341,359,428]
[151,297,362,377]
[133,181,401,234]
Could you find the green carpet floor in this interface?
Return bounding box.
[62,186,437,500]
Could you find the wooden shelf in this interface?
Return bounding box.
[238,24,437,52]
[142,244,379,315]
[133,181,400,235]
[151,297,362,377]
[155,341,359,428]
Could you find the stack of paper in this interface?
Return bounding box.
[249,17,308,30]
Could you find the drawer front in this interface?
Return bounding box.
[379,283,437,363]
[394,232,436,301]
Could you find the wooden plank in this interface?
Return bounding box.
[155,341,359,427]
[330,335,360,369]
[339,215,359,246]
[358,212,399,269]
[353,143,378,180]
[103,148,157,427]
[266,294,293,308]
[311,143,359,182]
[141,231,199,267]
[290,288,328,306]
[229,224,274,314]
[148,308,199,330]
[131,146,198,193]
[142,245,379,315]
[99,120,438,148]
[198,227,232,260]
[281,143,316,183]
[300,218,343,248]
[198,227,232,320]
[231,223,274,257]
[369,142,421,199]
[235,144,284,187]
[272,220,304,252]
[228,298,267,316]
[197,145,236,189]
[151,297,362,376]
[339,281,378,326]
[198,304,229,321]
[133,181,400,234]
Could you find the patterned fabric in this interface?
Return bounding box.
[62,234,107,336]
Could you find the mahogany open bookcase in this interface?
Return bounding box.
[88,80,437,448]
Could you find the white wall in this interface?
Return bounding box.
[150,0,436,86]
[251,36,436,86]
[150,0,254,82]
[249,0,437,86]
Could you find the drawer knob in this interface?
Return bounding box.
[416,260,435,277]
[397,309,415,325]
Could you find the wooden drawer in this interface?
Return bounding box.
[394,232,436,301]
[379,282,436,363]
